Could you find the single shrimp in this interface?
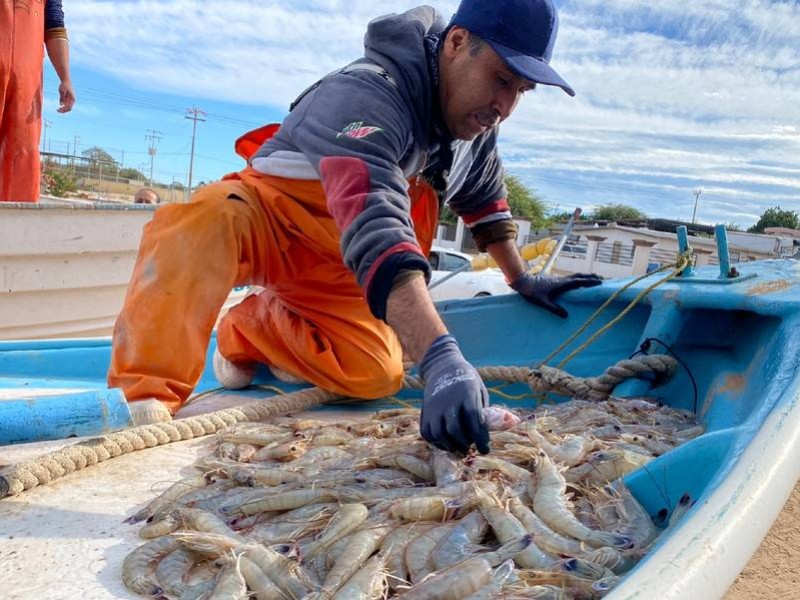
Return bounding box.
[172,507,244,541]
[321,523,392,594]
[205,556,247,600]
[330,553,388,600]
[291,445,353,467]
[121,535,180,596]
[220,488,335,516]
[432,449,463,486]
[399,556,492,600]
[389,495,455,522]
[303,503,369,560]
[155,547,196,598]
[239,555,288,600]
[173,532,243,558]
[177,579,215,600]
[252,439,308,462]
[431,510,488,570]
[464,559,516,600]
[508,496,586,557]
[608,483,659,550]
[232,467,304,487]
[125,474,208,524]
[532,451,629,548]
[381,523,436,591]
[467,455,532,482]
[521,427,592,467]
[138,515,179,539]
[312,428,355,447]
[477,492,558,569]
[582,546,638,574]
[376,453,435,481]
[405,522,458,583]
[243,544,315,599]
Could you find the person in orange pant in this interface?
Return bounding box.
[0,0,76,202]
[110,1,602,453]
[109,130,439,422]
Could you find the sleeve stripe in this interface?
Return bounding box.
[319,156,371,232]
[466,211,513,228]
[363,242,425,295]
[460,198,510,225]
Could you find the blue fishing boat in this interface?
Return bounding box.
[0,226,798,599]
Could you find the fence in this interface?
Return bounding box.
[595,242,634,267]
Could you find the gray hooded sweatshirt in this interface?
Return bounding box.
[252,6,515,320]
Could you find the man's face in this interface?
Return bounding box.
[439,27,535,141]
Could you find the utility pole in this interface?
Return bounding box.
[145,129,163,187]
[72,135,80,175]
[116,149,125,183]
[185,106,206,202]
[691,189,702,224]
[42,119,52,154]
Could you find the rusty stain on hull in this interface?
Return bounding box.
[746,279,793,296]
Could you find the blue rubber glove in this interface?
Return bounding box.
[510,272,603,318]
[419,334,490,455]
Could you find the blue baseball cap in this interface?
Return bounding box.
[450,0,575,96]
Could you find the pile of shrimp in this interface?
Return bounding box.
[121,397,703,600]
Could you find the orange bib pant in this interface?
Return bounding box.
[0,0,44,202]
[108,128,438,413]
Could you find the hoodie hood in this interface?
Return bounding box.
[363,6,446,149]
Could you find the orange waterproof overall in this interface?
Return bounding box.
[0,0,44,201]
[108,125,439,413]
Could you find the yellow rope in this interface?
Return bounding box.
[537,256,688,369]
[555,260,688,370]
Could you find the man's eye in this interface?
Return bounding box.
[497,76,510,87]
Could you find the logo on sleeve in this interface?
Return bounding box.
[337,121,383,140]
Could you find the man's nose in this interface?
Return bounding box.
[493,89,520,121]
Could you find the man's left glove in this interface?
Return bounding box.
[510,272,603,318]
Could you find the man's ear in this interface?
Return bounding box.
[442,26,470,60]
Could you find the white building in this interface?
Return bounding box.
[434,218,798,279]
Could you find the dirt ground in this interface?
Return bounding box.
[724,480,800,599]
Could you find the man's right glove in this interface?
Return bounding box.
[419,334,491,455]
[510,272,603,318]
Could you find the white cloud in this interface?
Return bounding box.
[65,0,799,226]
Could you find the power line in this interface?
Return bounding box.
[43,76,266,128]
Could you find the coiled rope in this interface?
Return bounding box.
[0,354,675,500]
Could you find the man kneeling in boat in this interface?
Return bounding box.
[108,0,601,453]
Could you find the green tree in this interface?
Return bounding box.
[747,206,799,233]
[118,167,146,180]
[725,222,742,231]
[81,146,118,168]
[549,210,589,223]
[504,174,547,227]
[589,203,646,221]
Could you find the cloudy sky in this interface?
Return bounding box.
[43,0,799,226]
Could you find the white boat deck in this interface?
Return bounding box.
[0,435,215,599]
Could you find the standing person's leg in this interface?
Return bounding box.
[0,2,44,202]
[108,180,270,414]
